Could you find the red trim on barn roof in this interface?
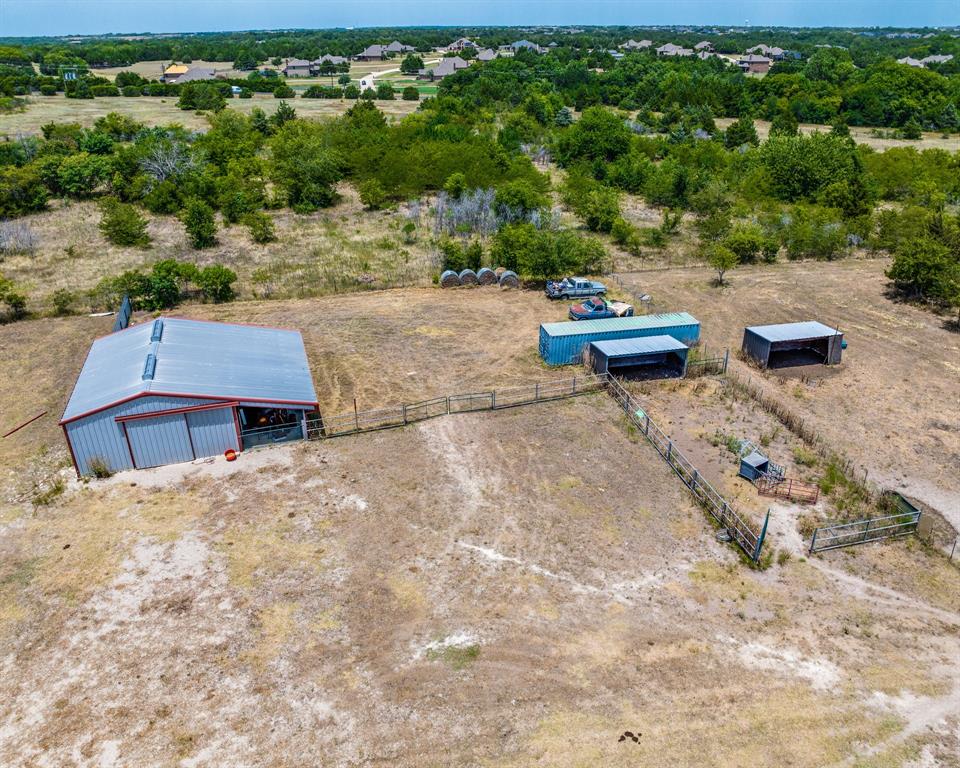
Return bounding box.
[60,391,319,426]
[114,400,241,423]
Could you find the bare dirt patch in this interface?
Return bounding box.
[1,398,958,766]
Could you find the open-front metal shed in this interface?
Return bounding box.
[60,317,318,476]
[538,312,700,366]
[741,321,843,369]
[588,336,689,379]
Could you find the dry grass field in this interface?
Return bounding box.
[0,92,420,135]
[621,260,960,525]
[713,117,960,152]
[2,186,441,314]
[1,261,958,765]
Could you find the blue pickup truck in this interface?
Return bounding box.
[568,296,635,320]
[544,277,607,300]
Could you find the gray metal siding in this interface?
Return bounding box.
[67,395,212,476]
[741,328,772,366]
[541,322,700,366]
[186,407,238,457]
[127,414,194,468]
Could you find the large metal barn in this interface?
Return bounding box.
[60,317,318,476]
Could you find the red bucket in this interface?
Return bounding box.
[224,449,237,462]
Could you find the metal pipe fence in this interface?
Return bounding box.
[809,511,921,553]
[605,376,768,563]
[301,371,765,563]
[304,374,608,439]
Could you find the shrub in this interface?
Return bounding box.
[51,288,75,316]
[724,117,759,148]
[0,164,48,216]
[196,264,237,302]
[57,152,110,198]
[444,172,468,198]
[723,223,765,264]
[244,211,277,243]
[180,198,217,248]
[0,273,27,319]
[402,86,419,101]
[582,187,621,233]
[122,85,141,97]
[273,84,295,99]
[177,82,226,112]
[793,445,818,467]
[358,178,388,210]
[88,457,112,478]
[376,82,395,100]
[343,84,360,99]
[39,84,58,96]
[98,197,150,247]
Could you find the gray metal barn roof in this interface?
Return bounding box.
[745,321,841,342]
[62,318,317,422]
[590,335,689,356]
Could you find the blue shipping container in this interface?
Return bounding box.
[538,312,700,366]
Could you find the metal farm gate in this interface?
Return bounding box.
[809,495,921,553]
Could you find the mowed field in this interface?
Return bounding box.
[621,260,960,523]
[1,269,959,764]
[0,91,421,135]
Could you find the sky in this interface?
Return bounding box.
[1,0,958,38]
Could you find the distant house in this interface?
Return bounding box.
[446,38,476,52]
[621,39,653,50]
[696,50,718,60]
[656,43,694,57]
[746,44,786,60]
[694,41,714,51]
[282,58,313,77]
[160,63,189,83]
[418,56,470,81]
[738,54,772,74]
[511,39,546,54]
[172,67,219,84]
[899,54,954,68]
[385,41,415,54]
[356,44,387,61]
[476,48,498,62]
[314,54,349,68]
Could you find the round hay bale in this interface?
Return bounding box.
[440,270,461,288]
[476,267,497,286]
[498,270,520,289]
[459,269,478,286]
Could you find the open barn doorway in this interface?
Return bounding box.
[238,406,306,449]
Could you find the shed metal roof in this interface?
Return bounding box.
[62,318,317,422]
[590,335,689,356]
[541,312,699,338]
[745,321,841,342]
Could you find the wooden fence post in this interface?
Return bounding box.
[402,404,407,424]
[535,382,539,401]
